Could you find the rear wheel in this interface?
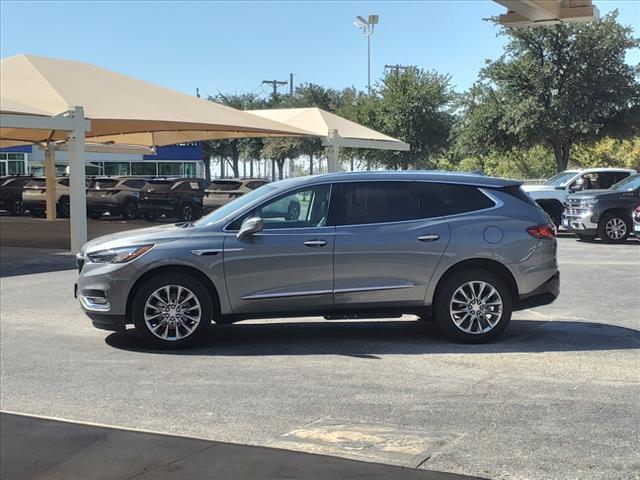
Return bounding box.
[122,199,138,220]
[598,212,630,244]
[435,269,512,343]
[131,273,212,348]
[7,198,24,216]
[178,202,200,222]
[57,199,70,218]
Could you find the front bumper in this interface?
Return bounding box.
[561,209,598,232]
[515,271,560,310]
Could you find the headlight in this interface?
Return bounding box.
[86,244,153,264]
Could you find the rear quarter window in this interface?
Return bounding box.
[435,184,495,216]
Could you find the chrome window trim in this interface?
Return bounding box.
[223,182,334,233]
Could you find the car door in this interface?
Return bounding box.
[330,181,450,310]
[223,183,334,314]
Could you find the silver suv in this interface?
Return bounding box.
[76,172,559,348]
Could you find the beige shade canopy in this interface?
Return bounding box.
[248,107,409,150]
[0,54,314,148]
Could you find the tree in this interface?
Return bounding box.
[350,68,455,170]
[262,137,298,180]
[459,12,640,172]
[203,93,265,177]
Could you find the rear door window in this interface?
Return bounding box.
[330,181,439,226]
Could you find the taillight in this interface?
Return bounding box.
[527,224,556,239]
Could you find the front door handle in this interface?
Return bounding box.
[304,239,327,247]
[418,234,440,242]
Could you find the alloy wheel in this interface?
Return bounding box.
[449,281,503,335]
[182,204,194,221]
[605,218,626,240]
[144,285,202,341]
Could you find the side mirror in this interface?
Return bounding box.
[569,180,583,193]
[237,217,263,240]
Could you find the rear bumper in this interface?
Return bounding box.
[22,199,46,210]
[514,271,560,311]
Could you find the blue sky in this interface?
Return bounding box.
[1,1,638,98]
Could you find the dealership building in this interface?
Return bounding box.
[0,142,205,178]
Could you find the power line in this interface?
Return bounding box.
[262,79,288,97]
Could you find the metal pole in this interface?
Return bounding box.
[44,142,57,220]
[367,34,371,95]
[289,73,294,95]
[68,106,87,254]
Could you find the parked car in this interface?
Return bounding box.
[522,168,636,226]
[203,178,269,212]
[22,177,72,217]
[138,178,209,222]
[0,176,32,215]
[633,204,640,239]
[76,171,559,348]
[87,177,148,220]
[562,173,640,243]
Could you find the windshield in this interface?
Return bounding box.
[195,183,277,226]
[611,174,640,192]
[544,171,578,186]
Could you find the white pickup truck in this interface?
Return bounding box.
[522,168,637,226]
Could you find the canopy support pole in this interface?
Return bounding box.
[326,129,340,173]
[67,106,88,254]
[44,142,57,221]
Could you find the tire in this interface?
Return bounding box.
[598,212,631,244]
[131,273,213,348]
[121,200,138,220]
[286,201,300,220]
[178,202,199,222]
[144,212,159,222]
[7,198,24,216]
[57,199,70,218]
[31,209,45,218]
[435,269,513,344]
[88,211,102,220]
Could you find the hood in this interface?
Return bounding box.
[521,184,554,192]
[81,222,196,254]
[566,189,610,200]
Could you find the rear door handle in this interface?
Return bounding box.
[304,239,327,247]
[418,234,440,242]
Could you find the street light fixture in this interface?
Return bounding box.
[353,14,379,95]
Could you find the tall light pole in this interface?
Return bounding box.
[353,14,379,95]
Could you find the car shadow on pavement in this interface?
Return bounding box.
[105,318,640,356]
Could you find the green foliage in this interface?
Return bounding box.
[458,11,640,172]
[572,137,640,170]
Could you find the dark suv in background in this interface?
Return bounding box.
[0,176,31,215]
[562,173,640,243]
[87,177,148,220]
[139,178,209,222]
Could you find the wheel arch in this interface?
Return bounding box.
[432,258,519,307]
[126,265,221,324]
[598,207,632,225]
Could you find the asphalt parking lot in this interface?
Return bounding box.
[1,220,639,480]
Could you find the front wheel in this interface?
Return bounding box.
[178,202,200,222]
[598,213,630,244]
[57,199,70,218]
[435,269,512,343]
[121,200,138,220]
[131,273,213,348]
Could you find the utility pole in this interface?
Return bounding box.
[289,73,294,95]
[384,64,412,76]
[262,79,288,97]
[196,87,200,98]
